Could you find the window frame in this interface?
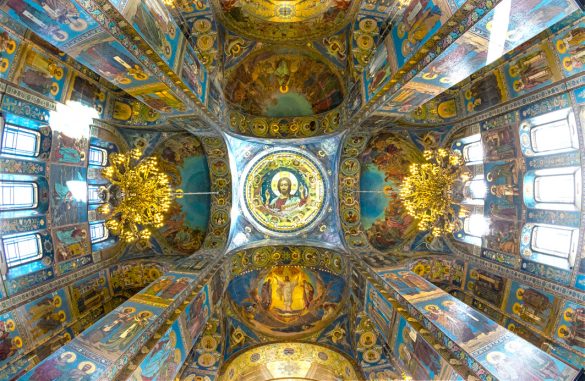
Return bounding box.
[527,224,578,269]
[2,233,43,268]
[463,214,488,238]
[88,146,108,167]
[90,221,109,243]
[524,167,581,211]
[462,175,487,205]
[534,173,576,204]
[87,185,104,205]
[523,108,578,156]
[460,214,486,247]
[0,181,39,211]
[1,123,41,158]
[462,140,484,164]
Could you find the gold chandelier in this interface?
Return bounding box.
[97,148,183,243]
[400,148,467,237]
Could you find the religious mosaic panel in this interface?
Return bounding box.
[0,25,22,81]
[504,280,556,332]
[359,132,423,251]
[390,314,464,380]
[48,165,87,227]
[242,149,327,235]
[224,47,344,118]
[553,300,585,356]
[219,343,360,381]
[21,289,73,346]
[0,312,24,370]
[20,347,106,381]
[129,319,188,381]
[177,315,223,379]
[153,133,210,254]
[227,265,345,338]
[77,301,162,361]
[211,0,360,42]
[52,224,90,264]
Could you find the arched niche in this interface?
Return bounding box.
[358,132,423,252]
[226,246,348,339]
[219,342,361,381]
[151,133,211,254]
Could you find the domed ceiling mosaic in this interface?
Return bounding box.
[225,133,343,251]
[227,266,346,337]
[227,247,347,338]
[219,343,359,381]
[153,133,211,253]
[360,132,423,251]
[242,149,327,236]
[224,48,345,118]
[212,0,360,42]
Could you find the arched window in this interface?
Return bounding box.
[460,213,489,247]
[2,233,42,268]
[462,135,484,164]
[1,124,40,157]
[453,133,483,164]
[464,214,489,238]
[522,224,578,269]
[520,108,578,156]
[462,176,487,205]
[524,167,581,211]
[88,146,108,166]
[88,185,104,204]
[0,181,38,211]
[90,221,109,243]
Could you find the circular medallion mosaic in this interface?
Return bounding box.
[242,149,326,235]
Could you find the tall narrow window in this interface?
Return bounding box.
[88,146,108,166]
[3,233,42,268]
[524,167,581,211]
[88,185,104,204]
[90,221,108,243]
[526,225,578,268]
[532,226,575,258]
[0,181,38,211]
[534,174,575,204]
[464,214,489,237]
[531,119,576,153]
[1,124,40,157]
[520,108,578,156]
[462,176,487,205]
[463,141,484,163]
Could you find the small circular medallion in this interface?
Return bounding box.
[197,352,217,367]
[242,149,326,235]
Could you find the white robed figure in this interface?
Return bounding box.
[277,275,298,312]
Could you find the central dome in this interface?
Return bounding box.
[241,149,327,235]
[212,0,359,41]
[224,48,345,117]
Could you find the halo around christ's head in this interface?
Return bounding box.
[271,171,299,196]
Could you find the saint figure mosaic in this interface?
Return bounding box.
[243,150,326,234]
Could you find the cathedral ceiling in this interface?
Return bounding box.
[219,342,360,381]
[211,0,361,42]
[224,47,345,118]
[358,132,423,252]
[143,133,210,254]
[0,0,585,378]
[225,133,343,251]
